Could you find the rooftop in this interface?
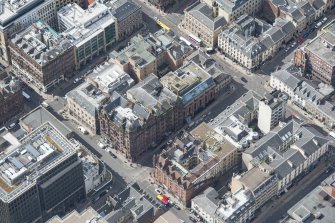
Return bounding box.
[0,0,46,28]
[58,2,114,47]
[0,122,77,203]
[127,74,178,114]
[245,119,331,178]
[20,106,73,138]
[87,61,134,95]
[215,189,254,222]
[0,72,21,100]
[105,182,162,223]
[305,32,335,66]
[11,20,72,66]
[109,0,141,21]
[67,82,107,116]
[47,207,107,223]
[0,127,21,154]
[191,187,220,217]
[160,61,214,105]
[110,35,155,69]
[186,2,226,30]
[154,210,184,223]
[287,172,335,223]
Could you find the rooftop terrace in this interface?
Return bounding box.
[160,61,214,104]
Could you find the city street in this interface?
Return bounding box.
[252,162,332,223]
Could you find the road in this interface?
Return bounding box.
[252,161,331,223]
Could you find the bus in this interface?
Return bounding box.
[189,34,202,47]
[156,20,170,31]
[22,91,31,101]
[156,194,169,205]
[179,36,192,46]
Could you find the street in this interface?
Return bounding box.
[5,0,335,221]
[252,162,332,223]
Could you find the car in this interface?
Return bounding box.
[154,16,158,20]
[189,216,196,222]
[174,204,181,210]
[322,17,328,22]
[155,188,162,194]
[109,151,117,158]
[241,77,248,83]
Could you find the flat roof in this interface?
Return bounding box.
[0,0,45,28]
[47,207,107,223]
[190,122,236,157]
[0,122,77,203]
[306,32,335,66]
[87,61,134,95]
[58,3,114,47]
[160,61,215,104]
[20,106,73,138]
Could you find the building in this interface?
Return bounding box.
[104,182,165,223]
[10,20,75,92]
[257,90,287,134]
[79,147,112,195]
[153,124,238,205]
[204,0,263,23]
[286,172,335,223]
[160,61,217,118]
[263,0,309,34]
[110,30,194,81]
[47,207,107,223]
[20,106,74,139]
[110,35,157,81]
[191,168,278,223]
[0,72,23,125]
[58,2,116,69]
[67,82,108,135]
[0,127,21,154]
[154,211,184,223]
[218,15,291,70]
[294,32,335,86]
[148,0,174,11]
[0,122,86,223]
[55,0,87,10]
[85,60,135,95]
[99,74,182,162]
[109,0,143,42]
[242,119,332,194]
[0,0,57,63]
[208,90,262,149]
[181,2,226,47]
[186,49,232,95]
[270,66,335,129]
[144,29,194,74]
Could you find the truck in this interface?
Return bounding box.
[22,91,31,101]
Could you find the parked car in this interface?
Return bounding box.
[155,188,162,194]
[241,77,248,83]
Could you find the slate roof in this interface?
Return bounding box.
[187,3,226,30]
[110,0,141,21]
